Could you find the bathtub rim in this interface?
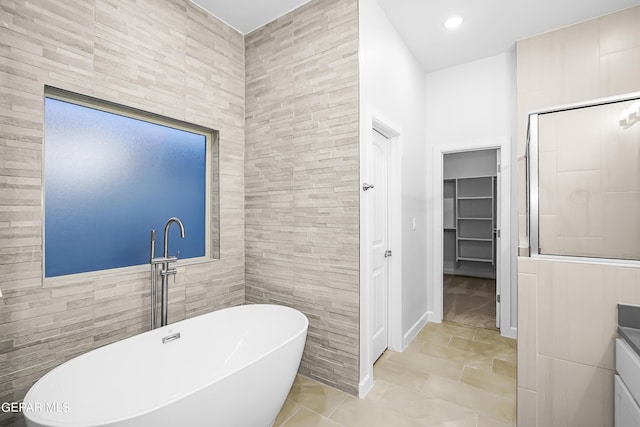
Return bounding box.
[23,303,308,427]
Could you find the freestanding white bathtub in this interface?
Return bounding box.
[23,304,308,427]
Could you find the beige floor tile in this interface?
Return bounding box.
[422,320,476,340]
[451,336,518,367]
[287,375,350,417]
[460,366,517,398]
[477,414,516,427]
[384,347,464,381]
[421,375,516,423]
[274,399,302,426]
[277,318,517,427]
[281,407,343,427]
[373,357,431,391]
[502,337,518,351]
[365,381,479,426]
[425,418,478,427]
[417,339,495,372]
[493,358,516,379]
[473,329,516,350]
[365,377,396,401]
[450,336,511,356]
[362,378,398,402]
[494,348,517,364]
[412,327,453,347]
[329,396,423,427]
[465,357,496,373]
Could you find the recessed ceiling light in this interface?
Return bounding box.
[444,16,463,29]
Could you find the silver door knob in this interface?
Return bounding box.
[362,183,375,191]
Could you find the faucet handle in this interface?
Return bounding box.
[174,250,180,260]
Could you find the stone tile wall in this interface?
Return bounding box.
[244,0,360,395]
[0,1,245,425]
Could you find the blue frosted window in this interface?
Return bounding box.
[44,93,210,278]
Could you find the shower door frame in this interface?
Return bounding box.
[527,91,640,263]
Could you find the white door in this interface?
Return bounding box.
[495,149,501,329]
[371,129,390,362]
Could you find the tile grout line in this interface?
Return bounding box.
[277,405,302,427]
[325,394,350,420]
[458,364,466,382]
[282,322,516,426]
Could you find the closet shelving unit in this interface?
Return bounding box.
[443,179,456,231]
[443,179,457,275]
[449,176,496,267]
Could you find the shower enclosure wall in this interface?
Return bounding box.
[527,92,640,263]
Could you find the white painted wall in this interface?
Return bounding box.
[443,150,497,180]
[425,52,518,335]
[359,0,427,396]
[425,52,516,143]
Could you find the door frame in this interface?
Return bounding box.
[359,108,402,397]
[430,137,515,338]
[370,128,391,363]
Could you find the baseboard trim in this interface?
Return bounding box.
[426,310,441,323]
[502,325,517,339]
[358,373,373,398]
[445,271,497,280]
[402,311,429,350]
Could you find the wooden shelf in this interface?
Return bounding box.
[457,256,493,263]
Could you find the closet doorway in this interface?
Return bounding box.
[431,137,513,338]
[443,149,500,330]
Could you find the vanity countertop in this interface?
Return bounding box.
[618,326,640,357]
[618,304,640,357]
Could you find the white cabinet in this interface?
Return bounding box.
[616,338,640,427]
[615,375,640,427]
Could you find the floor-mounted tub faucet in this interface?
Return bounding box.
[161,217,185,327]
[149,217,185,329]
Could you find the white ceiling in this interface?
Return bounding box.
[377,0,640,72]
[191,0,640,73]
[190,0,312,34]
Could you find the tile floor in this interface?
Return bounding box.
[443,275,497,330]
[275,321,516,427]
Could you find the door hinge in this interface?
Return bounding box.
[496,229,501,238]
[384,250,392,258]
[496,294,501,303]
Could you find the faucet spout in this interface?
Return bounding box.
[159,217,186,327]
[163,217,185,257]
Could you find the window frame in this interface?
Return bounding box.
[42,86,217,284]
[527,90,640,265]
